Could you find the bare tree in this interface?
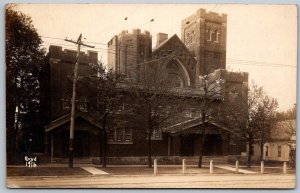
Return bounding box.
[195,74,226,168]
[255,95,278,161]
[218,82,278,167]
[127,54,174,168]
[84,62,122,168]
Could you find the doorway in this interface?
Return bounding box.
[180,135,195,156]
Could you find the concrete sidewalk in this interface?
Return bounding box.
[81,167,108,175]
[216,165,257,174]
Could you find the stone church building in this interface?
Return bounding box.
[44,8,248,164]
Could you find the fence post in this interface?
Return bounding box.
[235,160,239,173]
[283,161,287,174]
[182,159,186,174]
[210,160,214,174]
[154,159,158,175]
[260,161,264,174]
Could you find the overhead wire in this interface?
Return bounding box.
[40,24,296,70]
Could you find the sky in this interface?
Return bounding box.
[14,4,297,111]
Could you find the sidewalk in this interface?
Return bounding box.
[7,163,295,177]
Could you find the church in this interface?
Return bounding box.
[44,8,248,164]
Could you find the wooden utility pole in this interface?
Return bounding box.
[65,34,94,168]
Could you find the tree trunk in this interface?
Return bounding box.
[101,130,107,168]
[198,132,204,168]
[101,113,108,168]
[260,142,264,161]
[198,122,205,168]
[148,129,152,168]
[247,139,253,168]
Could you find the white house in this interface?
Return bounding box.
[248,120,296,162]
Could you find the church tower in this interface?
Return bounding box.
[181,8,227,77]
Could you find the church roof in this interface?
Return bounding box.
[44,111,102,133]
[153,34,196,61]
[162,116,239,136]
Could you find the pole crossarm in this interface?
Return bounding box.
[65,37,95,48]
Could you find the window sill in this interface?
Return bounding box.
[151,138,163,141]
[107,142,133,145]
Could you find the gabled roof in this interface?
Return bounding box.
[153,34,196,61]
[44,112,102,133]
[162,116,239,136]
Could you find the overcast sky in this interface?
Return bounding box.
[14,4,297,111]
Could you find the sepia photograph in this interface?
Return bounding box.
[5,4,297,188]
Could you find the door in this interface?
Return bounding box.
[180,135,195,156]
[62,130,91,157]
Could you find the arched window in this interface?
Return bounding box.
[167,74,184,88]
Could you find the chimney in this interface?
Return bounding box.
[156,33,168,47]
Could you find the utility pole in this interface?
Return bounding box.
[65,34,94,168]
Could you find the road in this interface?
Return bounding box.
[7,174,295,188]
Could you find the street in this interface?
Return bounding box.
[7,174,295,188]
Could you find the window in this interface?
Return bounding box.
[108,128,132,144]
[116,103,133,114]
[184,108,192,118]
[165,106,171,115]
[207,28,212,41]
[278,146,282,157]
[77,96,88,112]
[229,89,239,102]
[62,94,71,110]
[215,30,220,43]
[184,108,196,118]
[118,103,126,112]
[151,128,162,140]
[265,146,269,157]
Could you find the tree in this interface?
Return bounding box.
[276,104,296,121]
[275,106,296,168]
[218,82,278,167]
[255,95,278,161]
[196,74,226,168]
[83,62,122,168]
[128,56,173,168]
[6,6,46,163]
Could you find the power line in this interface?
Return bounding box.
[41,35,142,48]
[226,58,296,68]
[41,36,296,69]
[214,5,222,13]
[210,4,218,12]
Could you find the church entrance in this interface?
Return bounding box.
[180,135,195,156]
[203,134,223,156]
[62,130,91,157]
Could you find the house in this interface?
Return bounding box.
[249,120,296,162]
